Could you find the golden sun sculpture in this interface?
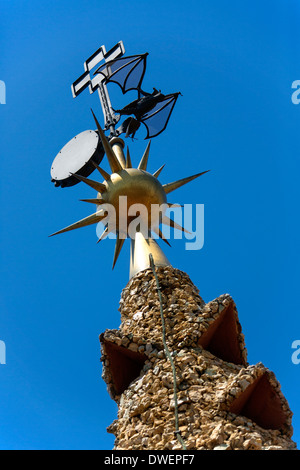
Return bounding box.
[50,111,209,278]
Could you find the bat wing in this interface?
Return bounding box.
[140,92,181,139]
[94,54,148,94]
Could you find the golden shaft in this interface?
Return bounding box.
[110,137,126,168]
[129,231,171,279]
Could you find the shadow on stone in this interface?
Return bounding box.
[198,301,245,365]
[229,372,288,431]
[102,339,147,396]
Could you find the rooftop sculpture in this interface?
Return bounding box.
[49,41,297,451]
[50,41,209,277]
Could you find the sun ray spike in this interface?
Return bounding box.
[163,170,210,194]
[80,198,106,204]
[126,147,132,169]
[153,164,165,178]
[167,203,183,208]
[71,173,107,192]
[91,161,111,181]
[91,109,122,173]
[152,227,171,247]
[138,140,151,171]
[49,212,105,237]
[161,215,191,234]
[112,234,126,269]
[97,226,112,244]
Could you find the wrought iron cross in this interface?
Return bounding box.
[71,41,125,133]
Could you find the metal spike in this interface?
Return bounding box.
[126,147,132,169]
[167,203,183,208]
[71,173,107,193]
[138,140,151,171]
[161,215,191,234]
[153,164,165,178]
[163,170,210,194]
[91,109,122,173]
[80,198,106,204]
[91,161,111,181]
[112,234,126,269]
[97,226,112,244]
[49,212,105,237]
[152,227,171,247]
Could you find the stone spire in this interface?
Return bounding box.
[100,266,297,450]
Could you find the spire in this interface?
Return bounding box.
[49,211,105,237]
[71,173,107,192]
[163,170,210,194]
[91,109,123,173]
[138,141,151,171]
[91,161,111,181]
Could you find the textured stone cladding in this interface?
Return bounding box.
[100,266,297,450]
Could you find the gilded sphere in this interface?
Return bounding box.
[100,168,167,211]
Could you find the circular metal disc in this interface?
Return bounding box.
[51,130,104,188]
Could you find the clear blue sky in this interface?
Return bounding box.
[1,0,300,450]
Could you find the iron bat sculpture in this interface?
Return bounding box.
[94,53,181,139]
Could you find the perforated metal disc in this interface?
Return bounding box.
[51,130,104,188]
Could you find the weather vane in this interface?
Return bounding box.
[50,41,209,277]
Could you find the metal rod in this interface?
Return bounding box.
[97,84,117,135]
